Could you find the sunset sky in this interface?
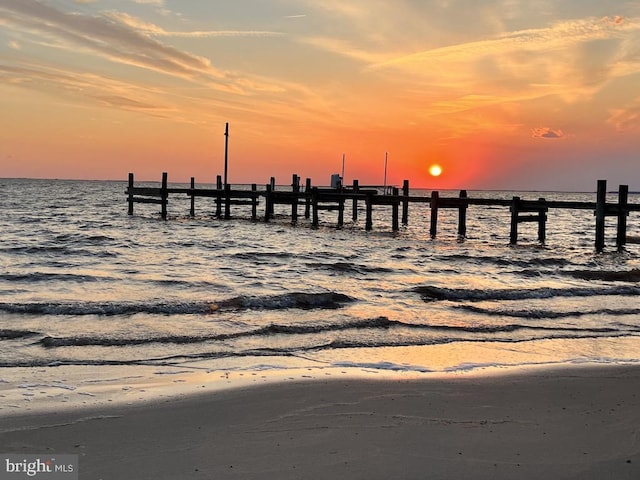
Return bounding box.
[1,0,640,190]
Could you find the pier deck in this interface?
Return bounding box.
[126,173,639,252]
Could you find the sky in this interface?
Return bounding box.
[1,0,640,190]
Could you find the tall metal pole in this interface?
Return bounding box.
[341,153,345,182]
[383,152,388,191]
[223,122,229,188]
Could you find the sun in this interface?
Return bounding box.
[428,164,443,177]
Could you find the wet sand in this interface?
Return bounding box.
[1,365,639,479]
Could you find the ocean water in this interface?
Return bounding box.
[1,178,639,411]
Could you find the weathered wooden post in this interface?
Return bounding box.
[365,192,373,231]
[352,179,359,222]
[337,197,345,228]
[617,184,629,249]
[402,180,409,225]
[509,196,520,244]
[292,174,299,225]
[429,191,439,238]
[537,198,547,243]
[268,177,276,219]
[458,190,468,237]
[127,173,134,215]
[190,177,195,217]
[224,183,231,219]
[595,179,607,252]
[392,187,400,231]
[264,182,272,223]
[312,187,319,227]
[215,175,223,217]
[304,178,312,219]
[160,172,168,220]
[251,184,257,220]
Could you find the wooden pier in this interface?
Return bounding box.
[126,173,639,252]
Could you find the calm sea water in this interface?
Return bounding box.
[1,178,639,410]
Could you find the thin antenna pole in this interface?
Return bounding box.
[383,152,388,190]
[341,153,345,182]
[223,122,229,188]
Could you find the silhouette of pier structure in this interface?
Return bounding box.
[126,173,639,252]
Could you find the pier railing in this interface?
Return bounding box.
[126,173,639,252]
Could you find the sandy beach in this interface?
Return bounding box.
[1,365,639,479]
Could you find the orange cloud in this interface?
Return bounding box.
[532,128,565,139]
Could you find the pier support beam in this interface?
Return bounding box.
[365,193,373,231]
[190,177,195,217]
[402,180,409,225]
[264,183,273,223]
[215,176,223,218]
[595,179,607,252]
[224,184,231,219]
[429,191,439,238]
[127,173,134,215]
[251,184,258,220]
[352,180,359,222]
[458,190,468,237]
[538,198,547,243]
[392,187,400,231]
[509,197,520,244]
[160,172,168,220]
[292,174,300,225]
[617,184,629,249]
[304,178,312,219]
[337,197,345,228]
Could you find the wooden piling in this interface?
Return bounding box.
[429,191,439,238]
[190,177,195,217]
[595,179,607,252]
[352,180,359,222]
[269,177,276,220]
[160,172,168,220]
[392,187,400,231]
[264,184,272,222]
[251,184,258,220]
[538,198,547,243]
[617,184,629,248]
[216,175,223,217]
[402,180,409,225]
[337,197,345,227]
[509,197,520,244]
[291,174,299,225]
[304,178,312,219]
[224,184,231,219]
[458,190,468,237]
[127,173,134,215]
[365,192,373,231]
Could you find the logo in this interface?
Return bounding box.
[1,455,78,480]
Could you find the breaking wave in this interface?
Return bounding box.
[413,285,640,302]
[0,292,355,316]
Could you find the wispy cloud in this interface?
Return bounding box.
[0,0,294,99]
[104,11,284,38]
[609,99,640,132]
[1,0,220,79]
[132,0,164,5]
[371,16,638,71]
[0,63,171,114]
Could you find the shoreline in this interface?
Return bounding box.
[2,363,639,479]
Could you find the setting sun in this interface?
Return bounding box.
[429,164,443,177]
